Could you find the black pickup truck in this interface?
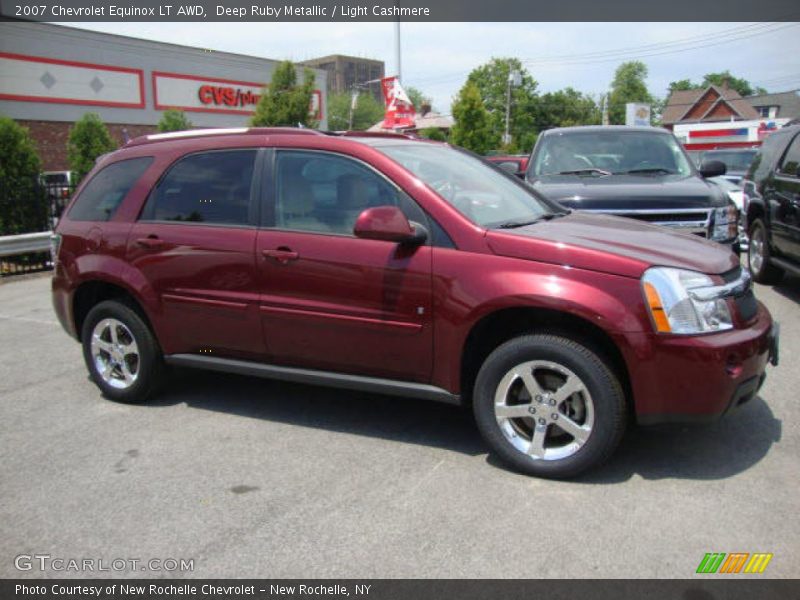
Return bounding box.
[524,126,739,248]
[744,123,800,283]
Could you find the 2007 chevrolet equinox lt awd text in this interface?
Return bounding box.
[51,128,780,478]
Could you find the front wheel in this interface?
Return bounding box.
[473,334,626,478]
[81,300,164,403]
[748,219,783,284]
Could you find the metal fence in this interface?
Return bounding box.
[0,181,75,277]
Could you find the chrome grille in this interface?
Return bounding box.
[585,208,711,236]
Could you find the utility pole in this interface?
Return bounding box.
[601,93,609,126]
[394,21,402,82]
[504,70,520,146]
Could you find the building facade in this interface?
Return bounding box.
[0,22,327,170]
[300,54,384,104]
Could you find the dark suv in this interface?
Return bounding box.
[744,124,800,283]
[525,126,739,249]
[52,128,778,478]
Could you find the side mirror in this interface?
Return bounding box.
[700,160,727,178]
[354,206,427,245]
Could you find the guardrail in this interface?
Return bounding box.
[0,232,52,258]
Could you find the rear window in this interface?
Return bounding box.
[702,150,757,171]
[68,158,153,221]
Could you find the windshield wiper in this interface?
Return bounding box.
[623,168,676,175]
[557,168,612,176]
[495,212,567,229]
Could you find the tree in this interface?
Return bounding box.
[701,71,766,97]
[608,61,654,125]
[450,80,498,154]
[251,61,316,128]
[326,91,384,131]
[533,88,600,130]
[667,79,696,93]
[465,57,539,152]
[666,72,766,98]
[405,86,432,112]
[418,127,447,142]
[67,113,116,184]
[0,117,46,235]
[157,109,193,132]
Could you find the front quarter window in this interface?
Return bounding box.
[375,143,553,228]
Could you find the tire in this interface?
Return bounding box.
[81,300,164,403]
[473,334,626,479]
[748,219,784,284]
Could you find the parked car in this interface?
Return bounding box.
[700,148,758,185]
[743,124,800,283]
[486,154,529,178]
[708,176,747,249]
[525,126,739,250]
[52,128,778,478]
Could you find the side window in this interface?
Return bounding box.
[779,135,800,177]
[272,151,423,235]
[68,157,153,221]
[142,150,256,225]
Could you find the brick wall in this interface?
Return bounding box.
[17,120,158,171]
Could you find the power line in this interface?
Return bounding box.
[410,22,799,90]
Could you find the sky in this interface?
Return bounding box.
[65,21,800,113]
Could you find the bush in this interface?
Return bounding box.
[157,109,193,132]
[0,116,46,235]
[419,128,447,142]
[67,113,116,184]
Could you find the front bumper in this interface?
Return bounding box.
[623,302,777,425]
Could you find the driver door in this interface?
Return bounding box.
[255,149,434,383]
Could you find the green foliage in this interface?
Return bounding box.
[327,91,384,131]
[405,86,432,112]
[0,117,46,235]
[418,127,447,142]
[701,71,766,97]
[157,109,193,132]
[533,87,600,130]
[67,113,116,184]
[450,81,498,155]
[466,57,539,152]
[667,72,766,98]
[251,61,316,128]
[608,61,654,125]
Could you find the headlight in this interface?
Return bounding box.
[709,205,738,241]
[642,267,733,334]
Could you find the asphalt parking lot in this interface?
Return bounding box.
[0,272,797,579]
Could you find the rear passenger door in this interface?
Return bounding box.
[771,132,800,259]
[255,149,433,383]
[126,148,266,359]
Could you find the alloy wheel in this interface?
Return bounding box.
[494,360,594,460]
[90,318,140,390]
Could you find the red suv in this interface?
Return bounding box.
[52,128,779,478]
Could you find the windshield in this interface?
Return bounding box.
[702,150,757,171]
[531,131,694,177]
[375,143,553,228]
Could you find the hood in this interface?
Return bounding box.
[486,211,738,279]
[529,174,728,210]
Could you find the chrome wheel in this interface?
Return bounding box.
[749,226,765,273]
[494,360,594,461]
[90,318,140,390]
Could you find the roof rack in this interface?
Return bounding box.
[125,127,323,147]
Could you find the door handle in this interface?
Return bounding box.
[136,236,164,249]
[262,247,299,264]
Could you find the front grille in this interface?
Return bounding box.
[585,208,711,236]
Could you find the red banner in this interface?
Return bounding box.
[380,76,416,129]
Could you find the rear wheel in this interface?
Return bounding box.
[473,334,626,478]
[81,300,164,403]
[748,219,783,284]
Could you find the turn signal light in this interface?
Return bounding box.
[644,282,672,333]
